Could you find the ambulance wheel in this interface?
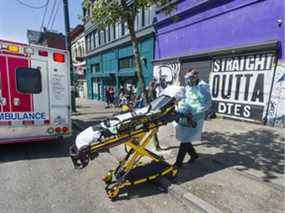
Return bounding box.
[106,186,120,200]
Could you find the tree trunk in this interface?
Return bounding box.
[122,3,148,103]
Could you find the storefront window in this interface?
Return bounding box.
[119,56,134,69]
[91,63,100,73]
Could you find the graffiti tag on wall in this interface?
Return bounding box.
[267,61,285,127]
[153,61,181,87]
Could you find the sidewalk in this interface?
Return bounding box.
[72,98,120,129]
[157,120,284,213]
[72,98,285,213]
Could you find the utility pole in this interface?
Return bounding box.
[63,0,76,112]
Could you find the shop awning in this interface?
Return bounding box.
[152,40,280,63]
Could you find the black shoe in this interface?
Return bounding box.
[188,154,199,164]
[173,162,183,168]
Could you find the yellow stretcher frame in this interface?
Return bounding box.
[101,127,177,200]
[71,98,178,200]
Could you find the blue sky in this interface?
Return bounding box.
[0,0,82,43]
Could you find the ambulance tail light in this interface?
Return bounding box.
[55,127,62,133]
[62,127,69,134]
[39,50,48,57]
[53,53,65,63]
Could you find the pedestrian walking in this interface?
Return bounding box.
[147,81,157,102]
[119,88,129,111]
[174,68,212,167]
[105,88,111,108]
[109,87,115,107]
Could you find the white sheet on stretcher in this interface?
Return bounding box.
[75,106,149,150]
[75,87,185,150]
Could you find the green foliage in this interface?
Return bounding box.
[91,0,175,99]
[92,0,175,29]
[83,0,91,9]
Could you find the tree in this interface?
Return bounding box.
[91,0,173,103]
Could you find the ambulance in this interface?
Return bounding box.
[0,39,71,144]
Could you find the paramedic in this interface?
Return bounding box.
[174,69,212,167]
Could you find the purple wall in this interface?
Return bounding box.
[155,0,285,60]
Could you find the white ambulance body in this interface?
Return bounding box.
[0,39,71,144]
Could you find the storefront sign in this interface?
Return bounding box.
[209,52,276,121]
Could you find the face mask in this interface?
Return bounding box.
[184,76,194,86]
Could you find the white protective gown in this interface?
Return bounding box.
[175,80,212,143]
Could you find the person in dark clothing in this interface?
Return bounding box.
[174,69,212,167]
[105,88,111,108]
[147,81,157,102]
[109,87,115,107]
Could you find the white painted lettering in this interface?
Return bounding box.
[243,105,251,117]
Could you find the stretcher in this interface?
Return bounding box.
[70,95,182,200]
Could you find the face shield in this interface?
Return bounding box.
[184,72,198,86]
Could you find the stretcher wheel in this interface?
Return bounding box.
[106,186,120,200]
[102,170,113,184]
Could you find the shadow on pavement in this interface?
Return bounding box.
[113,182,165,201]
[170,128,284,191]
[112,128,284,200]
[0,139,73,163]
[0,125,83,163]
[201,129,285,182]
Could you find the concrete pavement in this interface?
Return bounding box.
[0,98,200,213]
[72,98,285,213]
[1,98,283,213]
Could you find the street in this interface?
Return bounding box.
[0,133,198,213]
[0,99,284,213]
[0,99,199,213]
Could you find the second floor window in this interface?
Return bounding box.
[107,25,111,42]
[113,24,116,40]
[90,33,94,50]
[100,30,106,44]
[94,31,99,47]
[98,31,101,46]
[141,7,145,27]
[121,22,125,36]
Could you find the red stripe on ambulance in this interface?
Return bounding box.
[7,57,32,112]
